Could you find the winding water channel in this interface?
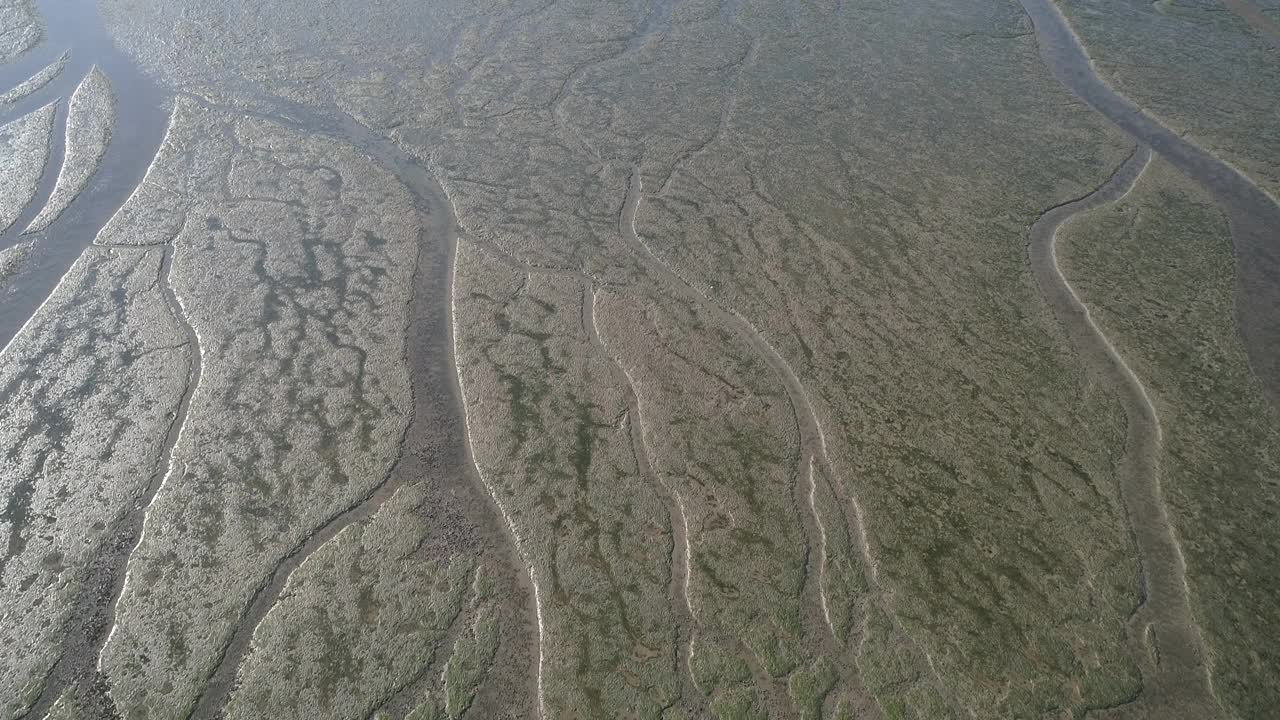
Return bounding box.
[1028,146,1219,717]
[1017,0,1280,714]
[1,0,1275,716]
[1019,0,1280,410]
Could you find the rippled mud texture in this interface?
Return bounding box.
[0,103,53,235]
[621,3,1146,715]
[25,65,112,233]
[0,0,1268,717]
[223,482,491,720]
[1058,158,1280,719]
[98,99,423,717]
[453,245,687,717]
[0,0,39,64]
[0,247,189,719]
[590,278,845,717]
[92,0,1169,715]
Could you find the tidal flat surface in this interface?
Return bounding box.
[0,0,1277,718]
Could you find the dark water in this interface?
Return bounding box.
[1020,0,1280,409]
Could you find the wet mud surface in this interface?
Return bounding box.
[1028,146,1219,718]
[0,0,1278,718]
[1021,0,1280,410]
[0,0,167,352]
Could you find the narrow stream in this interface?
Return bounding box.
[1028,146,1220,717]
[1019,0,1280,715]
[1019,0,1280,409]
[5,0,1272,716]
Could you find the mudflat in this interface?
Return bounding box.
[1,0,1277,718]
